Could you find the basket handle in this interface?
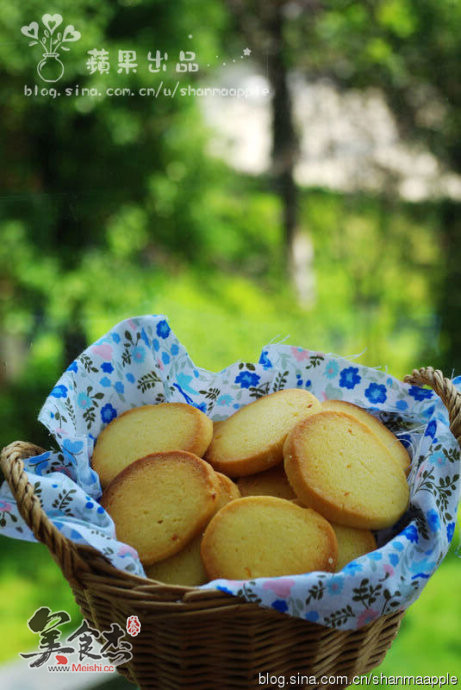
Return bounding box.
[404,366,461,445]
[0,441,91,586]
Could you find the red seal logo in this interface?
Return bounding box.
[126,615,141,637]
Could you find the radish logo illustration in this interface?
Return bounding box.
[21,13,81,83]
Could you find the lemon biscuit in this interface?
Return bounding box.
[321,399,410,474]
[237,465,295,500]
[92,403,213,486]
[291,499,377,570]
[331,523,377,571]
[284,411,409,530]
[215,472,241,510]
[145,470,240,586]
[205,389,321,477]
[201,496,337,580]
[101,451,219,565]
[145,534,207,586]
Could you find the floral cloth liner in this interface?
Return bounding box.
[0,314,460,630]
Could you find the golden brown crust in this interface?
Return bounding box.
[291,497,311,508]
[92,403,213,487]
[321,399,411,474]
[101,450,220,565]
[215,472,241,510]
[284,411,409,530]
[143,471,239,585]
[205,389,321,477]
[201,496,338,580]
[210,447,282,478]
[144,534,207,587]
[291,500,376,569]
[331,523,377,571]
[237,464,295,500]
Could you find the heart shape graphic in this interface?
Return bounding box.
[41,13,63,34]
[62,439,84,455]
[21,22,39,40]
[62,25,81,42]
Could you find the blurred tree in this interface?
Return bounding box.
[287,0,461,369]
[224,0,317,304]
[0,0,229,364]
[0,0,458,408]
[225,0,461,368]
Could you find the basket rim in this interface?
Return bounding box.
[1,365,460,613]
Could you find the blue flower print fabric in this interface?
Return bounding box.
[0,315,460,630]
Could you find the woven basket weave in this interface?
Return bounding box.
[2,367,460,689]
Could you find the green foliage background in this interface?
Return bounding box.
[0,0,460,685]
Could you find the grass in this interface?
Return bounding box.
[375,555,461,682]
[0,536,80,662]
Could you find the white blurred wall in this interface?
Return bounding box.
[201,66,461,201]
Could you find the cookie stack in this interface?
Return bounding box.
[93,403,230,586]
[93,390,410,586]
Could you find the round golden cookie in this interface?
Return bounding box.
[292,498,376,572]
[321,399,410,475]
[291,499,377,570]
[215,472,241,510]
[205,389,321,477]
[237,465,295,500]
[201,496,337,580]
[92,403,213,487]
[145,534,207,587]
[145,471,240,586]
[284,411,409,530]
[100,451,219,566]
[331,523,377,571]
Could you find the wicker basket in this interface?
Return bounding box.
[2,367,460,690]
